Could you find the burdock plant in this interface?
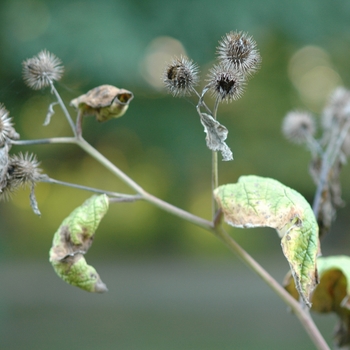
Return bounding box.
[4,31,349,349]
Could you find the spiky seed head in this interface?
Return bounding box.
[217,31,261,77]
[8,153,42,185]
[282,111,316,144]
[0,153,42,201]
[207,64,245,102]
[0,104,18,146]
[22,50,64,90]
[163,56,199,96]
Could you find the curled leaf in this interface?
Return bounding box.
[29,183,41,216]
[199,112,233,161]
[70,85,134,122]
[43,102,59,126]
[49,194,109,293]
[284,256,350,348]
[214,175,319,307]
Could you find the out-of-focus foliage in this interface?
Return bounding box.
[1,0,350,258]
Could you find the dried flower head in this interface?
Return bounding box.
[163,56,199,96]
[207,64,245,102]
[282,111,316,144]
[322,87,350,130]
[0,152,42,200]
[22,50,64,90]
[216,31,261,77]
[0,104,18,146]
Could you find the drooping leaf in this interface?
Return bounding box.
[49,194,109,293]
[199,112,233,161]
[284,256,350,348]
[214,175,319,307]
[43,101,58,126]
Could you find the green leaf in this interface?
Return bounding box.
[49,194,109,293]
[214,175,319,307]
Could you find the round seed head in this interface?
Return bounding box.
[217,31,261,77]
[7,152,42,188]
[207,64,245,102]
[0,104,18,146]
[22,50,64,90]
[163,56,199,96]
[282,111,316,144]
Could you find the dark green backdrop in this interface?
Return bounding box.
[0,0,349,349]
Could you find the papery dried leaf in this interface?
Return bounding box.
[49,194,109,293]
[70,85,134,122]
[214,175,319,307]
[43,102,58,126]
[29,184,41,216]
[199,112,233,161]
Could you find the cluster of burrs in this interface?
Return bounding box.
[163,31,261,161]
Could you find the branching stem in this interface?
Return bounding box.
[12,82,329,350]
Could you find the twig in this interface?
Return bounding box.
[214,226,330,350]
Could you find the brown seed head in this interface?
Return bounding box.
[207,64,245,102]
[163,56,199,96]
[0,153,43,201]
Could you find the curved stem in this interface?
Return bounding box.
[76,137,213,230]
[12,137,77,146]
[50,81,77,137]
[213,226,330,350]
[40,176,141,200]
[211,96,220,218]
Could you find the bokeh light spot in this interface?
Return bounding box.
[288,46,342,111]
[139,36,188,91]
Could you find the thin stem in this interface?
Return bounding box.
[50,81,77,137]
[212,150,218,217]
[40,176,141,200]
[192,87,212,115]
[76,137,213,230]
[212,96,220,119]
[77,137,145,194]
[214,226,330,350]
[12,137,77,146]
[76,109,83,139]
[211,96,220,217]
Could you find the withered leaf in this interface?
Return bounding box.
[49,194,109,293]
[199,112,233,161]
[70,84,134,122]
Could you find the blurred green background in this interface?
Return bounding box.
[1,0,350,348]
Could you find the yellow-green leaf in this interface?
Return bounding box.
[214,175,319,307]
